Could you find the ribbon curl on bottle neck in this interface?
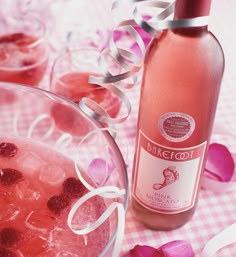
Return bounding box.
[78,0,209,127]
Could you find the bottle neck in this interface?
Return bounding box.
[173,0,211,35]
[174,0,212,19]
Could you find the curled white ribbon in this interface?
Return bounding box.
[74,126,119,192]
[54,132,73,149]
[13,111,55,141]
[71,127,128,256]
[67,186,126,257]
[79,0,209,129]
[27,113,55,140]
[200,222,236,257]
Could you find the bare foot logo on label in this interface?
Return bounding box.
[153,166,179,190]
[158,112,195,142]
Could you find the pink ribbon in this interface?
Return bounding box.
[200,222,236,257]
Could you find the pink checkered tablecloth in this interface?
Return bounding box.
[1,0,236,256]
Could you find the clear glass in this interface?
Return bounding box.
[0,14,49,87]
[0,82,128,256]
[50,47,122,118]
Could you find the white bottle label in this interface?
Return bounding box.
[132,130,207,214]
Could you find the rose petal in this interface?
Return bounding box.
[127,245,156,257]
[130,37,151,58]
[133,26,152,44]
[87,158,112,186]
[130,22,152,58]
[133,15,152,42]
[205,143,235,182]
[154,240,194,257]
[113,30,125,42]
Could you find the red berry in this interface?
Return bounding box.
[0,33,36,48]
[0,34,21,44]
[62,177,87,199]
[21,59,35,67]
[47,194,70,215]
[0,247,16,257]
[0,169,23,186]
[0,143,18,158]
[0,227,22,247]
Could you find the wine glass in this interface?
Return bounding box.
[0,14,49,87]
[50,47,122,121]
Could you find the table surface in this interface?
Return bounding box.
[2,0,236,256]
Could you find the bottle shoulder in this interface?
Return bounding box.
[150,28,223,49]
[144,29,225,67]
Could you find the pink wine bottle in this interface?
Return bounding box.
[131,0,225,230]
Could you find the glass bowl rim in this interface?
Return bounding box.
[0,81,129,211]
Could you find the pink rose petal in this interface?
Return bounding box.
[133,26,152,45]
[127,245,156,257]
[154,240,194,257]
[130,20,152,58]
[112,15,153,58]
[113,30,125,42]
[87,158,114,186]
[130,37,152,58]
[205,143,235,182]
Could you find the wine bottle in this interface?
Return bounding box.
[131,0,225,230]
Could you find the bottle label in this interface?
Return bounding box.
[132,130,207,214]
[158,112,195,142]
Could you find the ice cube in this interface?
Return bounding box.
[16,152,45,176]
[49,226,85,249]
[0,191,20,221]
[0,203,20,222]
[18,236,48,256]
[71,201,96,230]
[25,210,57,233]
[15,180,41,201]
[39,164,66,185]
[49,227,67,247]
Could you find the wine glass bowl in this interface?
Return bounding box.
[0,82,128,256]
[0,14,49,87]
[50,48,122,119]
